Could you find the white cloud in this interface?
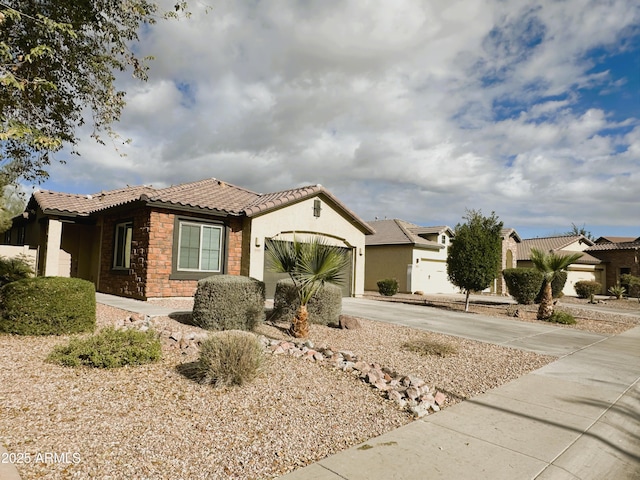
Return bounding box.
[41,0,640,236]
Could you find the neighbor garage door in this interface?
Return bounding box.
[262,242,353,298]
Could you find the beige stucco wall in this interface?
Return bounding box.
[409,240,458,294]
[365,245,412,293]
[248,195,368,296]
[518,260,605,295]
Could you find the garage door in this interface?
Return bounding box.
[263,241,353,298]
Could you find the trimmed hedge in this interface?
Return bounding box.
[192,275,265,331]
[0,277,96,335]
[502,268,544,304]
[377,278,399,296]
[272,279,342,326]
[574,280,601,299]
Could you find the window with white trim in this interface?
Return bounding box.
[113,221,133,269]
[177,222,223,272]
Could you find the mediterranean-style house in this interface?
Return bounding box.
[516,235,605,295]
[2,178,374,299]
[364,219,457,294]
[586,236,640,292]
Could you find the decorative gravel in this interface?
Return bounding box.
[1,301,555,479]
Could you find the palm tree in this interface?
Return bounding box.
[266,236,350,338]
[529,248,583,320]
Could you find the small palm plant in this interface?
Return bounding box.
[266,236,350,338]
[530,248,583,320]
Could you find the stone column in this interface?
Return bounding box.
[44,218,63,276]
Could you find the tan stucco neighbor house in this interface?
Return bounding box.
[2,178,373,300]
[364,219,458,294]
[517,235,605,295]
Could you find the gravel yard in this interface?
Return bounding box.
[1,294,615,480]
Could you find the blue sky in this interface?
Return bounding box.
[36,0,639,240]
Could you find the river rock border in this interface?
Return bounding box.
[117,314,446,417]
[261,337,447,418]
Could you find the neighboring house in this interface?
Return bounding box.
[2,178,373,300]
[492,228,521,296]
[517,235,605,295]
[364,219,458,294]
[586,237,640,292]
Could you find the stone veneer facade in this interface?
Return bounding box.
[99,206,244,300]
[588,246,640,291]
[497,232,519,296]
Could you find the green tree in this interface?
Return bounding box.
[0,0,188,183]
[566,223,594,241]
[446,210,503,312]
[0,183,25,232]
[529,248,583,320]
[266,236,350,338]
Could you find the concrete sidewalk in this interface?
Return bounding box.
[280,328,640,479]
[280,302,640,480]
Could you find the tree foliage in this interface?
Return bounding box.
[566,222,594,241]
[446,210,503,311]
[0,182,25,232]
[266,236,350,337]
[529,248,583,320]
[0,0,188,183]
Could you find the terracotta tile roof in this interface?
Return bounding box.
[34,185,156,216]
[518,235,599,264]
[586,241,640,252]
[366,219,443,249]
[143,178,259,214]
[593,236,638,244]
[243,185,323,216]
[31,178,374,233]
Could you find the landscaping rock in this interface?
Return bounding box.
[339,315,362,330]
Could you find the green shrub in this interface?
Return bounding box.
[535,271,567,303]
[402,337,458,357]
[620,274,640,298]
[271,279,342,326]
[502,268,544,304]
[608,283,626,300]
[574,280,601,299]
[192,275,265,331]
[190,330,263,387]
[0,254,34,287]
[0,277,96,335]
[377,278,399,296]
[47,327,161,368]
[547,311,576,325]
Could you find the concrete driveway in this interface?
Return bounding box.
[342,297,610,357]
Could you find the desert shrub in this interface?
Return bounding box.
[620,274,640,298]
[608,283,626,300]
[0,254,34,287]
[47,327,161,368]
[547,311,576,325]
[192,275,265,331]
[271,279,342,326]
[402,337,458,357]
[0,277,96,335]
[190,330,263,387]
[502,268,543,304]
[377,278,398,296]
[535,271,567,303]
[574,280,601,299]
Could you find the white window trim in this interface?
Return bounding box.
[177,222,223,272]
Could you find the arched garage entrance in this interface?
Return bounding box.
[262,238,354,298]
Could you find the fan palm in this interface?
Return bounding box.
[529,248,583,320]
[266,236,350,338]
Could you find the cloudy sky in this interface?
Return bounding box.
[39,0,639,239]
